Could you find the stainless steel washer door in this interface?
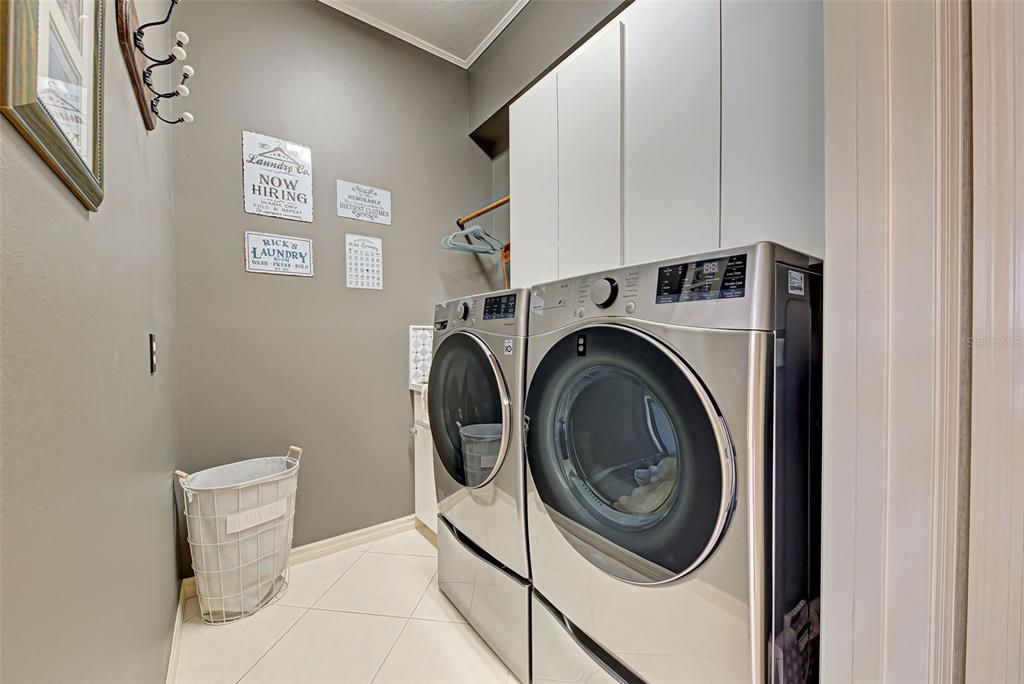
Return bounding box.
[428,331,511,489]
[525,324,735,584]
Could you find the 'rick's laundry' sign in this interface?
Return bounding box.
[242,131,313,222]
[245,231,313,277]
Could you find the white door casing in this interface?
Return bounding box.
[966,1,1024,681]
[821,0,969,680]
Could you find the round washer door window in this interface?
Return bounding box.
[428,331,510,488]
[525,325,734,583]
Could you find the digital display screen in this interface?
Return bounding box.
[656,254,747,304]
[483,293,517,320]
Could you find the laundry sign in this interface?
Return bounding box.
[242,131,313,222]
[337,180,391,225]
[245,231,314,277]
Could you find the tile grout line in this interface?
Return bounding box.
[277,547,370,611]
[369,617,412,684]
[369,563,435,683]
[406,570,438,619]
[304,605,462,625]
[231,605,313,684]
[229,548,369,684]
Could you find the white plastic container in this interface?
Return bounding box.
[459,424,502,487]
[176,446,301,624]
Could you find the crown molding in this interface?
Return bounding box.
[319,0,530,69]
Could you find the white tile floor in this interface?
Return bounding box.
[176,528,516,684]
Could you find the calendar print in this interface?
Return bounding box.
[345,234,383,290]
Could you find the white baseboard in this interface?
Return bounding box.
[166,514,420,682]
[165,580,188,684]
[289,514,418,565]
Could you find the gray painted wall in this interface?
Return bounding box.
[467,0,629,132]
[172,1,497,556]
[0,6,178,682]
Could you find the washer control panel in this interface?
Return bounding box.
[482,293,517,320]
[434,288,530,337]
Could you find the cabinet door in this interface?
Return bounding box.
[509,73,559,288]
[721,0,825,257]
[621,0,721,264]
[413,423,438,533]
[557,22,623,279]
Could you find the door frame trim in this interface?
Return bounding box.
[965,0,1023,679]
[821,0,970,679]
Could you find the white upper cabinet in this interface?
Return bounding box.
[622,0,721,265]
[509,73,559,288]
[556,22,623,279]
[508,0,825,283]
[720,0,825,257]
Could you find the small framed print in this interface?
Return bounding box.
[1,0,106,211]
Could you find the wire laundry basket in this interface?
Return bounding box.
[175,446,302,625]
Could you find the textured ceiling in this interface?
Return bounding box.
[319,0,529,68]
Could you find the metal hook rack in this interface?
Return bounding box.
[116,0,195,129]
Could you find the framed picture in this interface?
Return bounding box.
[1,0,105,211]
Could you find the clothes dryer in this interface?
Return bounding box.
[525,243,822,683]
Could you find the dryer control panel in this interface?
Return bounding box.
[655,254,748,304]
[529,242,820,334]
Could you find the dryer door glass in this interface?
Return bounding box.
[428,331,510,488]
[525,324,734,583]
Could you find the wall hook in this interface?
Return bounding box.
[117,0,195,128]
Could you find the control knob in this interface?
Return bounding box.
[590,277,619,309]
[456,302,471,320]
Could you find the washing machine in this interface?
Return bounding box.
[427,288,531,683]
[524,243,822,683]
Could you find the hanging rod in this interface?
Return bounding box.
[456,195,510,227]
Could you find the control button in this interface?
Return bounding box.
[456,302,470,320]
[625,301,636,314]
[590,277,619,308]
[576,307,586,319]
